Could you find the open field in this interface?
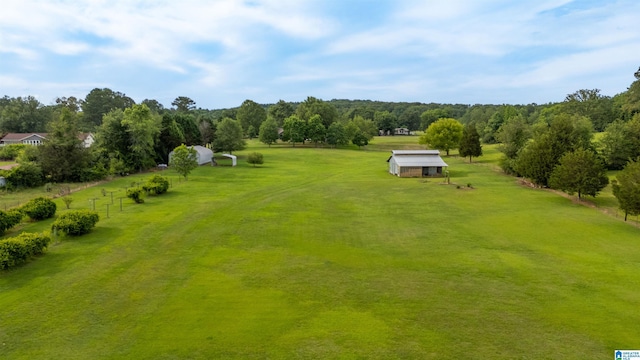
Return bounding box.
[1,137,639,359]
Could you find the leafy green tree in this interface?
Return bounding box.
[96,109,131,174]
[612,160,640,221]
[296,96,338,127]
[247,152,264,167]
[420,108,451,130]
[0,96,51,132]
[82,88,135,129]
[267,100,295,126]
[213,118,245,154]
[169,144,198,180]
[548,148,609,200]
[282,115,306,147]
[375,111,397,135]
[326,122,349,148]
[258,117,279,147]
[307,114,326,147]
[419,118,463,156]
[174,113,201,145]
[483,105,520,143]
[399,105,428,131]
[459,123,482,162]
[155,113,185,164]
[141,99,165,114]
[352,132,369,148]
[496,115,530,174]
[562,89,616,132]
[600,115,640,170]
[171,96,196,112]
[351,115,378,140]
[122,104,161,172]
[38,108,91,182]
[237,99,267,135]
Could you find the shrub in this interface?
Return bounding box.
[51,210,99,236]
[0,232,51,270]
[247,152,264,167]
[21,197,57,221]
[62,197,73,209]
[142,174,169,195]
[127,188,144,203]
[0,144,26,161]
[0,209,23,235]
[7,162,44,188]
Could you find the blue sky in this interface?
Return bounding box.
[1,0,639,109]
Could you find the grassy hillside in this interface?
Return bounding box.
[1,137,638,359]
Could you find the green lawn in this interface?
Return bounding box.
[1,137,638,359]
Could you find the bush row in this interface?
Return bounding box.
[0,232,51,270]
[0,210,24,235]
[51,210,99,236]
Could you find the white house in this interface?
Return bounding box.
[0,132,95,148]
[387,150,448,177]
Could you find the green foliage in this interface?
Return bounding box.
[548,148,609,199]
[237,99,267,135]
[0,144,26,160]
[352,132,369,148]
[0,232,51,270]
[122,104,161,172]
[612,160,640,221]
[213,118,246,153]
[267,100,295,126]
[142,174,170,195]
[21,197,57,221]
[38,108,91,182]
[420,108,451,130]
[562,89,616,132]
[350,115,378,140]
[171,96,196,112]
[459,123,482,162]
[62,196,73,209]
[374,111,397,135]
[295,96,337,128]
[326,122,349,148]
[247,152,264,167]
[282,115,306,146]
[307,114,326,146]
[419,118,463,156]
[127,188,145,203]
[7,162,44,188]
[600,115,640,170]
[0,96,51,133]
[82,88,134,130]
[170,144,198,179]
[51,210,99,236]
[258,117,279,147]
[0,209,23,235]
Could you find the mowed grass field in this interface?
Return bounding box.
[1,136,639,359]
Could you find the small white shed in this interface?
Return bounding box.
[169,145,214,166]
[387,150,448,177]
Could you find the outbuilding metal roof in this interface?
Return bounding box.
[392,155,448,168]
[391,150,441,156]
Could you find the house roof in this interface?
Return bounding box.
[1,133,48,141]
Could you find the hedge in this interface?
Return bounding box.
[0,210,23,235]
[142,174,169,195]
[21,197,57,221]
[0,232,51,270]
[51,210,100,236]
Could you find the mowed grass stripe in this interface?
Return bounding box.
[1,139,639,359]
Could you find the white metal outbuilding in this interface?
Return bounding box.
[387,150,448,177]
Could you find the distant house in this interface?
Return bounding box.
[169,145,214,166]
[0,133,48,146]
[387,150,448,177]
[0,132,95,148]
[394,127,411,135]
